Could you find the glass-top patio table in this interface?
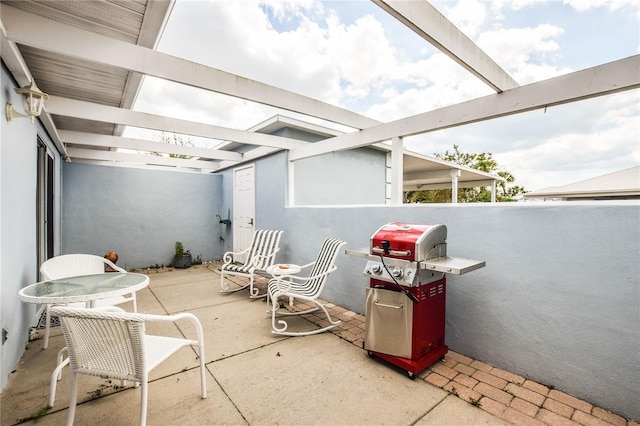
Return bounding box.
[19,273,149,307]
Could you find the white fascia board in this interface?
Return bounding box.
[47,96,304,150]
[59,130,241,162]
[290,55,640,161]
[66,148,219,171]
[404,170,462,181]
[373,0,519,92]
[1,4,379,130]
[405,179,497,190]
[216,146,282,171]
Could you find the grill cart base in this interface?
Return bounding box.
[365,278,448,379]
[367,346,449,379]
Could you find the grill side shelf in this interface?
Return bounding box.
[420,257,486,275]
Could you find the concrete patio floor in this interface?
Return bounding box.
[1,265,636,426]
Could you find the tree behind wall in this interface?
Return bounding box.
[405,145,526,203]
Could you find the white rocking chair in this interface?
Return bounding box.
[220,229,283,298]
[51,306,207,426]
[268,237,346,336]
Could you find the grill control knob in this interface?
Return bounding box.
[371,264,383,275]
[391,267,403,278]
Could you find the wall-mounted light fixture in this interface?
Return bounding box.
[5,81,49,123]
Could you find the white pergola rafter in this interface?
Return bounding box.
[66,148,219,172]
[59,131,242,162]
[373,0,519,92]
[0,4,380,131]
[290,55,640,161]
[46,96,308,151]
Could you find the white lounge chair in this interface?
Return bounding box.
[268,237,346,336]
[39,253,136,349]
[220,229,283,298]
[51,306,207,426]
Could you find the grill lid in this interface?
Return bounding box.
[370,222,447,261]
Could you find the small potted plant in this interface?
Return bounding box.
[173,241,192,269]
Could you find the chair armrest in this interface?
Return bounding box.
[303,265,337,282]
[104,258,127,273]
[269,265,337,293]
[143,312,205,343]
[222,246,251,265]
[298,261,315,270]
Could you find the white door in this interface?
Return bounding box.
[233,164,256,263]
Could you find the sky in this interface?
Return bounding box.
[128,0,640,192]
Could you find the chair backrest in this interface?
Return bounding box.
[306,238,346,295]
[40,254,125,280]
[246,229,283,270]
[51,306,147,382]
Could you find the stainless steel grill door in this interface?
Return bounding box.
[364,288,413,358]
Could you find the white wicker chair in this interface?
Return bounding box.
[268,238,346,336]
[220,229,283,298]
[50,306,207,426]
[39,253,136,349]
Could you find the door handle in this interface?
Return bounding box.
[249,218,254,225]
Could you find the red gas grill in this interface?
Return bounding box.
[347,222,485,378]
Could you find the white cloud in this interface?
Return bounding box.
[325,14,397,99]
[477,25,565,76]
[442,0,488,37]
[563,0,640,12]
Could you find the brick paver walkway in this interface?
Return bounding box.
[218,266,637,426]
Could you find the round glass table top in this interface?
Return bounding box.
[19,273,149,304]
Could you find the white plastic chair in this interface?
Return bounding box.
[268,238,346,336]
[51,306,207,426]
[220,229,283,297]
[39,253,136,349]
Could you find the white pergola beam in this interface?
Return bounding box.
[217,146,284,170]
[290,55,640,161]
[1,4,379,130]
[373,0,519,92]
[47,96,306,151]
[66,148,219,171]
[59,131,242,162]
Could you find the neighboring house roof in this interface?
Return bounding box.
[523,166,640,201]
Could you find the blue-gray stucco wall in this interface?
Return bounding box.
[1,63,62,390]
[61,163,224,269]
[294,148,386,205]
[281,203,640,420]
